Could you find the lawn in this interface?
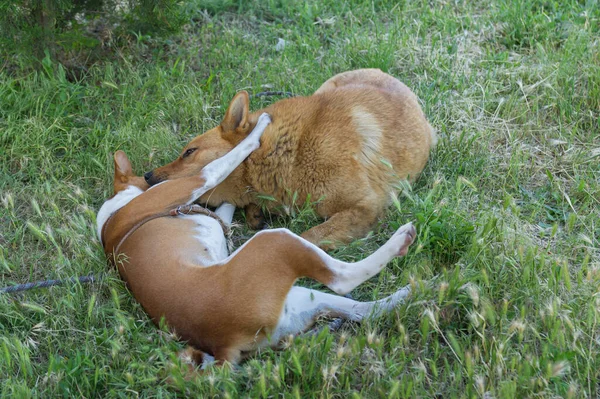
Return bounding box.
[1,0,599,397]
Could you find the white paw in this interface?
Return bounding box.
[248,113,272,143]
[394,222,416,257]
[257,112,272,125]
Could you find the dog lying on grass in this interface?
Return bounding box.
[97,113,416,374]
[144,69,435,250]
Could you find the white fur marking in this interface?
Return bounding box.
[179,214,229,266]
[328,222,414,294]
[268,285,411,347]
[352,107,383,168]
[96,186,144,240]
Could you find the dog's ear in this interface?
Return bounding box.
[113,150,133,179]
[112,150,148,193]
[221,91,250,134]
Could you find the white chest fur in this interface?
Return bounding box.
[178,214,230,266]
[96,186,144,241]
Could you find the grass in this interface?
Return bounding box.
[1,0,599,396]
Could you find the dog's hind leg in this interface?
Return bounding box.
[175,223,414,368]
[217,222,415,296]
[270,285,411,344]
[311,222,415,295]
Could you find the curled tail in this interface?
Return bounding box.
[168,346,216,383]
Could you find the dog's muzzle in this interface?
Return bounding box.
[144,170,163,186]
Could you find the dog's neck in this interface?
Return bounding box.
[96,185,144,241]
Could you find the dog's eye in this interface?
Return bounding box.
[182,148,197,159]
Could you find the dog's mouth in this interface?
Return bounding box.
[144,170,167,186]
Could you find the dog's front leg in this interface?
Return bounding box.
[244,203,267,230]
[214,202,236,226]
[193,113,271,201]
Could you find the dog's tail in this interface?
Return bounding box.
[179,346,215,369]
[167,346,216,383]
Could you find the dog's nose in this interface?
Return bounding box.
[144,170,154,182]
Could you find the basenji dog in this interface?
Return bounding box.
[97,113,417,372]
[144,69,435,250]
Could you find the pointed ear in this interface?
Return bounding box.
[113,150,133,180]
[221,91,250,133]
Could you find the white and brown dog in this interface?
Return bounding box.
[97,114,416,373]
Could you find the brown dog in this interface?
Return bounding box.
[145,69,435,249]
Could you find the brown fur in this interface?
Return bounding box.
[146,69,435,249]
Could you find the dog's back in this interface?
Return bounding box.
[315,68,437,147]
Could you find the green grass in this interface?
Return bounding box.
[1,0,599,397]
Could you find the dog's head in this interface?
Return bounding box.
[144,91,255,186]
[113,150,149,195]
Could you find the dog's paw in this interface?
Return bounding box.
[393,223,416,257]
[245,204,268,230]
[247,113,272,144]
